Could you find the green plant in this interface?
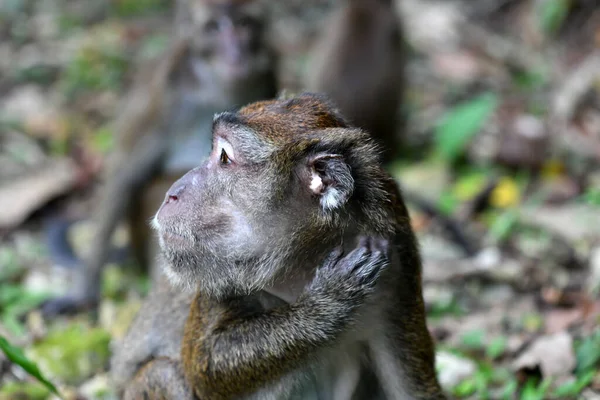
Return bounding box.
[0,284,50,336]
[112,0,169,17]
[0,336,61,398]
[486,336,507,360]
[553,370,595,398]
[537,0,570,34]
[582,187,600,206]
[60,39,128,98]
[520,378,552,400]
[575,329,600,375]
[434,92,498,162]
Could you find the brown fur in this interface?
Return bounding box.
[123,357,194,400]
[150,93,445,399]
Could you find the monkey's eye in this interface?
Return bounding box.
[215,137,235,166]
[220,148,231,165]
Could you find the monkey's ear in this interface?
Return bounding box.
[307,154,354,212]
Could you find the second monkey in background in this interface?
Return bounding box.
[305,0,404,164]
[42,0,278,315]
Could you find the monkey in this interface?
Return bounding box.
[304,0,404,164]
[110,273,196,399]
[41,0,277,315]
[302,0,476,257]
[115,93,446,399]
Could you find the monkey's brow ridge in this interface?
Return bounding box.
[213,111,243,127]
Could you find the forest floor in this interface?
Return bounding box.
[0,0,599,399]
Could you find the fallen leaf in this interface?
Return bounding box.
[513,332,576,378]
[545,309,583,334]
[519,205,600,242]
[0,158,79,229]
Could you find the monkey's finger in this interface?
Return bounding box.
[322,246,345,269]
[343,246,371,274]
[357,254,387,287]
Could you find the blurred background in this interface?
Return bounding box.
[0,0,599,399]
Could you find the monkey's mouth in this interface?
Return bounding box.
[159,229,194,248]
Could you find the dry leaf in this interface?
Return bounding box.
[513,332,576,378]
[0,159,79,229]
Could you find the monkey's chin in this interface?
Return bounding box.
[161,262,197,293]
[161,248,274,300]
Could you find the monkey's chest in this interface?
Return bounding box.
[313,343,385,400]
[249,342,380,400]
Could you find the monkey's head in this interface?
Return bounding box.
[176,0,271,85]
[153,93,404,298]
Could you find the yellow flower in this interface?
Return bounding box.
[490,177,521,208]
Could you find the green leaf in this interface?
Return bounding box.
[538,0,570,34]
[0,336,61,398]
[499,379,518,399]
[486,336,507,360]
[2,314,25,337]
[461,330,485,349]
[453,378,477,397]
[0,248,21,281]
[582,187,600,207]
[575,330,600,374]
[434,92,498,162]
[0,381,51,399]
[112,0,169,17]
[489,209,519,242]
[513,69,548,91]
[0,284,50,335]
[437,191,460,216]
[520,378,551,400]
[92,126,115,154]
[28,324,111,384]
[553,370,595,397]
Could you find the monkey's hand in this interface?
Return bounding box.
[306,236,389,310]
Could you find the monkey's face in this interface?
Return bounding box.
[180,1,271,84]
[152,126,296,298]
[153,94,394,299]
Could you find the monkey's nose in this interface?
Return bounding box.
[165,184,186,204]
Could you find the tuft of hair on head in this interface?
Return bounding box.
[276,89,299,101]
[247,92,398,235]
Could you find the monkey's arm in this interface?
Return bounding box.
[123,358,195,400]
[183,239,388,399]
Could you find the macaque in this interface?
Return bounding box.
[114,93,446,399]
[42,0,277,315]
[305,0,404,163]
[303,0,475,256]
